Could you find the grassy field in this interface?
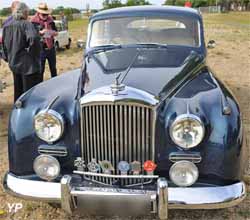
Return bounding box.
[0,11,250,220]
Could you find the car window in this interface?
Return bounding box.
[56,23,63,32]
[127,19,186,30]
[90,17,200,48]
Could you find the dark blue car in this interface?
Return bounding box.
[3,6,247,219]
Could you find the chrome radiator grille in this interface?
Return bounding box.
[80,102,155,186]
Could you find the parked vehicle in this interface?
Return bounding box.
[3,6,247,219]
[54,20,71,50]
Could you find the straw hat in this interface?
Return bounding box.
[36,3,52,14]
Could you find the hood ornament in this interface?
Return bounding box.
[110,49,141,96]
[110,74,125,95]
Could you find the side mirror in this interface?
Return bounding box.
[207,40,216,49]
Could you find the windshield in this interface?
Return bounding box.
[90,16,200,48]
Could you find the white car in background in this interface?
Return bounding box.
[54,20,71,50]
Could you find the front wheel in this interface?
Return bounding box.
[66,39,71,49]
[55,42,60,52]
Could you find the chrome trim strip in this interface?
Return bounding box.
[79,86,159,106]
[38,146,68,157]
[74,171,159,179]
[169,152,202,163]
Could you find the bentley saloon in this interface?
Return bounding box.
[3,6,247,219]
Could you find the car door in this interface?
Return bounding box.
[59,23,68,47]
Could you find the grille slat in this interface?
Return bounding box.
[81,103,155,186]
[89,107,94,161]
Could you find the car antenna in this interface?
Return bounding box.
[119,48,141,84]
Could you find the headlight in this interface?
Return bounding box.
[169,160,198,187]
[170,114,205,149]
[33,155,60,181]
[34,110,64,143]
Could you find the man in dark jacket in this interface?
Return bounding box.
[2,2,42,102]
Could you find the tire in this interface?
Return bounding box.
[55,42,60,52]
[66,39,71,50]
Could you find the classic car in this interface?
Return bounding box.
[54,20,71,50]
[3,6,247,219]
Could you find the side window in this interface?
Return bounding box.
[56,23,63,32]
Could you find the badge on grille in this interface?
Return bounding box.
[99,160,114,174]
[130,161,141,175]
[118,161,130,175]
[143,160,157,175]
[74,157,85,171]
[87,159,101,173]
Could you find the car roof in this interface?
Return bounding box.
[91,6,201,21]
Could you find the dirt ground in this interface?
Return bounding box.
[0,12,250,220]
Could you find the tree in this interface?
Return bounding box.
[126,0,151,6]
[192,0,208,7]
[52,6,65,15]
[0,7,11,16]
[29,9,36,16]
[164,0,176,5]
[103,0,123,9]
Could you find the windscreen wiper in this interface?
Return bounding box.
[85,44,123,57]
[133,43,168,49]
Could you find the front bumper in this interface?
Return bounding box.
[4,172,246,219]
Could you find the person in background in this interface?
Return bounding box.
[60,11,68,30]
[1,1,19,65]
[2,1,20,27]
[2,2,42,102]
[31,3,58,80]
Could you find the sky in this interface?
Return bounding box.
[0,0,166,9]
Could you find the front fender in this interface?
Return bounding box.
[8,70,82,175]
[155,68,242,184]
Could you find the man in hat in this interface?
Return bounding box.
[2,2,42,101]
[31,3,58,80]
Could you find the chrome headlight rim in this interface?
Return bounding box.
[169,160,199,187]
[169,114,205,149]
[33,154,61,181]
[34,109,64,143]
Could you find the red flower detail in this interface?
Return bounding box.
[143,160,157,172]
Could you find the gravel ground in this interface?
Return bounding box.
[0,12,250,220]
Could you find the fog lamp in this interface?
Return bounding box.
[33,155,60,181]
[169,160,198,187]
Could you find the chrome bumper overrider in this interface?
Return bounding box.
[3,172,246,219]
